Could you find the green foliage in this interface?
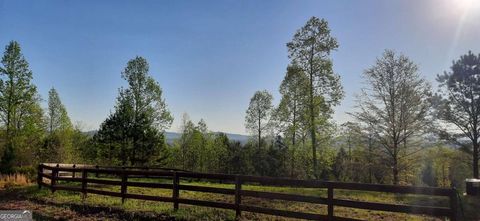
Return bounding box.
[274,64,309,146]
[419,146,471,190]
[352,50,432,184]
[0,144,14,174]
[332,147,348,181]
[421,159,437,187]
[38,87,76,163]
[286,17,344,178]
[47,88,72,133]
[93,57,172,166]
[245,90,273,149]
[436,51,480,178]
[0,41,44,172]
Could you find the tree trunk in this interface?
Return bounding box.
[368,135,372,183]
[309,72,317,179]
[258,116,261,150]
[393,157,399,185]
[474,141,479,178]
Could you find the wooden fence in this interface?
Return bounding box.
[37,163,458,221]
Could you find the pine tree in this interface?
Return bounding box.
[94,56,173,166]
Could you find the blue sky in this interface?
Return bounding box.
[0,0,479,134]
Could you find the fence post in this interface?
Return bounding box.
[72,164,76,178]
[327,183,334,221]
[95,165,99,178]
[37,164,43,189]
[173,172,179,211]
[51,166,58,193]
[450,187,458,221]
[121,169,128,204]
[81,168,87,201]
[235,175,242,219]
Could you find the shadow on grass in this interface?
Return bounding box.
[0,186,176,221]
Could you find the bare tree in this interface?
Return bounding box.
[352,50,432,185]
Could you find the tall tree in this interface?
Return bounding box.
[47,88,72,133]
[275,64,309,147]
[245,90,273,149]
[436,51,480,178]
[94,56,173,166]
[287,17,344,178]
[274,64,309,177]
[0,41,42,172]
[332,147,348,181]
[352,50,432,185]
[94,91,134,165]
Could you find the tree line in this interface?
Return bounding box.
[0,17,478,188]
[243,17,478,186]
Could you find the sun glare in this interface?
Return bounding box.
[454,0,480,12]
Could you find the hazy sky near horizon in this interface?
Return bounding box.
[1,0,479,135]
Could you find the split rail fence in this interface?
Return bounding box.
[37,163,458,221]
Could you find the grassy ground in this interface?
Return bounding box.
[0,176,464,221]
[1,175,479,220]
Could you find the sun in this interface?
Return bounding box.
[454,0,480,12]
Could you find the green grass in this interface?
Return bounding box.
[22,177,454,220]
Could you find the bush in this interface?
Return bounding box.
[13,166,37,181]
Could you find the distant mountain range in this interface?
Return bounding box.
[164,131,249,144]
[84,130,250,144]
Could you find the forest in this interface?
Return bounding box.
[0,16,478,192]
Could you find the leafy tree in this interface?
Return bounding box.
[209,133,230,173]
[352,50,432,185]
[421,159,437,187]
[69,124,93,163]
[332,147,348,181]
[94,91,134,165]
[223,141,252,175]
[275,64,309,146]
[274,64,309,177]
[287,17,344,178]
[39,135,62,163]
[47,88,72,133]
[417,146,470,188]
[42,88,74,162]
[435,51,480,178]
[195,119,210,172]
[269,135,288,177]
[176,113,197,171]
[94,56,173,166]
[245,90,273,149]
[0,41,42,172]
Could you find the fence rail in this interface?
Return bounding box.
[37,163,457,221]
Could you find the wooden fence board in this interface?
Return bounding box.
[124,193,174,202]
[38,164,456,221]
[239,205,326,220]
[178,198,236,210]
[328,181,452,196]
[127,181,173,189]
[179,185,235,195]
[241,190,327,204]
[333,199,452,217]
